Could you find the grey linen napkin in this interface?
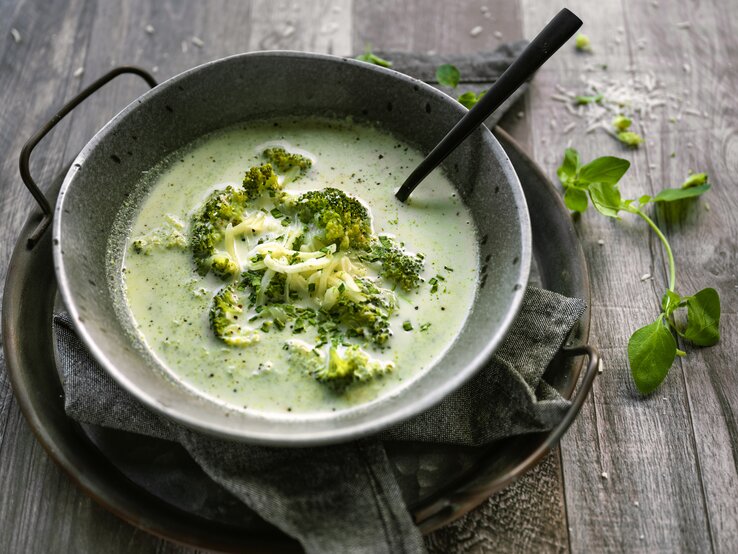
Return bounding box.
[52,44,585,554]
[55,288,584,554]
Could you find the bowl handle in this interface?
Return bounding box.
[19,66,157,249]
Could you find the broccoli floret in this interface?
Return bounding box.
[294,188,372,250]
[190,185,250,276]
[287,341,393,391]
[242,163,281,200]
[210,253,240,279]
[239,270,288,306]
[320,345,393,391]
[263,147,312,178]
[323,287,394,346]
[362,235,424,291]
[131,217,188,254]
[209,284,260,346]
[190,165,284,278]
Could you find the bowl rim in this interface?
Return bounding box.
[52,50,532,446]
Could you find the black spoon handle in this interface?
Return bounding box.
[395,8,582,202]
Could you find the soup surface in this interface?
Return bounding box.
[120,117,478,415]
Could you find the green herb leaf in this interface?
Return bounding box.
[682,288,721,346]
[456,91,478,109]
[628,315,677,394]
[575,93,603,105]
[578,156,630,185]
[402,321,413,332]
[653,183,711,203]
[564,187,589,212]
[638,194,652,206]
[557,147,581,184]
[436,64,460,88]
[355,48,392,68]
[575,33,592,52]
[589,182,623,218]
[612,115,632,132]
[682,173,708,188]
[617,131,644,148]
[661,290,682,317]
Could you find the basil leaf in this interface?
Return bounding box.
[436,64,460,88]
[355,50,392,68]
[682,288,721,346]
[579,156,630,185]
[681,173,708,189]
[653,183,711,202]
[589,182,623,218]
[661,290,681,317]
[457,91,482,109]
[628,316,677,394]
[564,187,589,212]
[558,148,580,179]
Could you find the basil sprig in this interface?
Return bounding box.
[558,148,720,394]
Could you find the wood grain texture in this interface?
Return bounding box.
[521,0,738,551]
[3,0,736,552]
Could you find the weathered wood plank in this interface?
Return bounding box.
[521,0,737,551]
[5,0,734,552]
[620,1,738,551]
[353,0,522,55]
[426,452,568,554]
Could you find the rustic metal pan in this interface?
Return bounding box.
[3,120,597,551]
[45,53,533,446]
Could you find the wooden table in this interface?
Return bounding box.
[1,0,735,551]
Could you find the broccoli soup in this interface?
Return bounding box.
[119,117,478,415]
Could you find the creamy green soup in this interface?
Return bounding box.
[121,117,478,415]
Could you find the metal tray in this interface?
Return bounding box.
[2,70,597,552]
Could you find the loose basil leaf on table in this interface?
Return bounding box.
[588,182,623,218]
[578,156,630,185]
[681,288,721,346]
[435,63,460,88]
[628,316,677,394]
[564,187,588,212]
[555,147,721,395]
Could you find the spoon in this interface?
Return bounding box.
[395,8,582,202]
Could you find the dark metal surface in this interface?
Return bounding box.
[2,125,595,551]
[18,67,156,248]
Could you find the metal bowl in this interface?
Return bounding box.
[52,52,532,446]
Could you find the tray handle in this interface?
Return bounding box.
[415,343,600,531]
[19,66,157,249]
